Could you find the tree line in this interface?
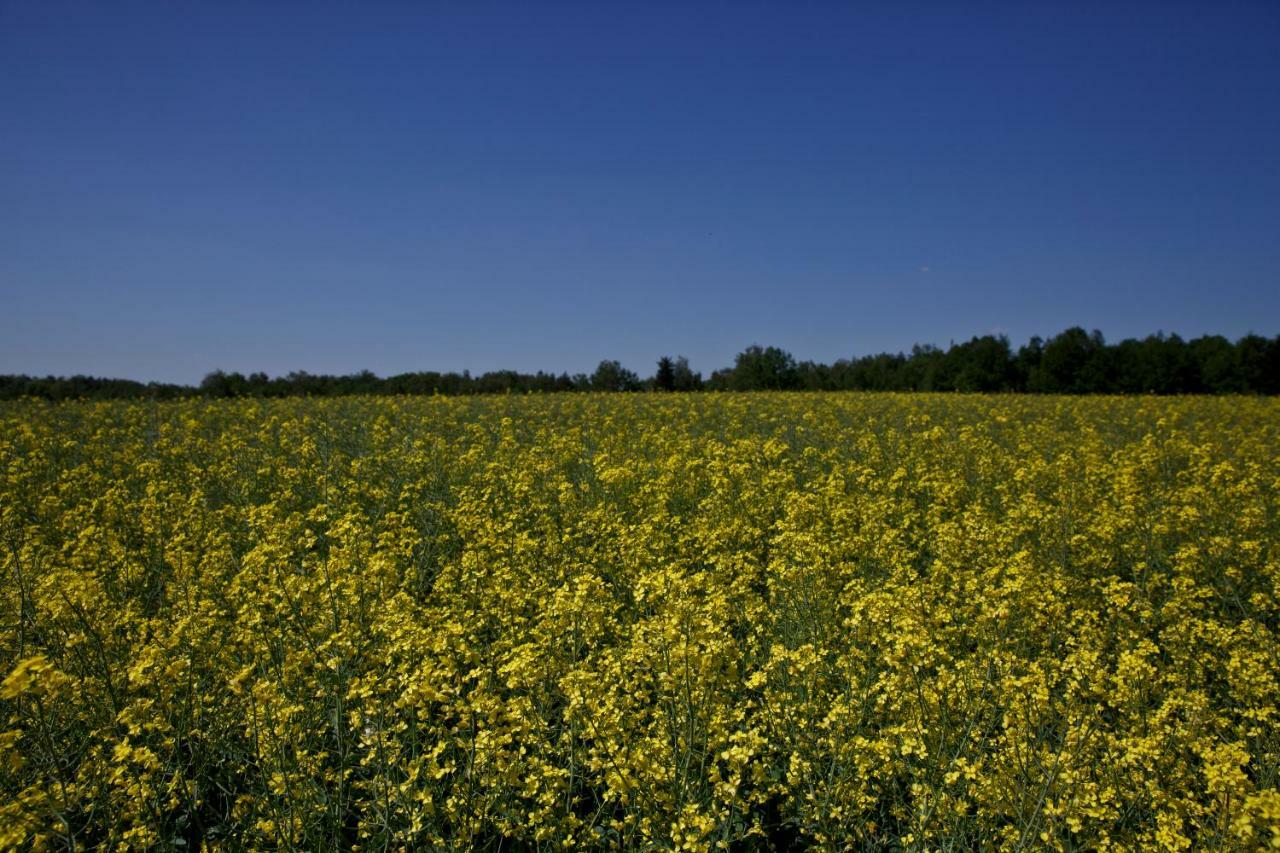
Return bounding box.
[2,328,1277,401]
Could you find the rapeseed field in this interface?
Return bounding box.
[1,393,1277,850]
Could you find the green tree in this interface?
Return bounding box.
[654,357,676,391]
[590,360,641,392]
[950,335,1017,392]
[669,356,701,391]
[1029,328,1107,393]
[728,345,800,390]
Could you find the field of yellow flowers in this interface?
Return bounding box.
[1,393,1278,850]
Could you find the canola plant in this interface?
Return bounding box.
[1,393,1278,850]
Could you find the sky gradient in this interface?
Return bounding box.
[2,1,1278,383]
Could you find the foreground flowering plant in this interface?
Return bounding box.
[1,393,1277,850]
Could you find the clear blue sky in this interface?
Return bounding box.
[2,1,1278,383]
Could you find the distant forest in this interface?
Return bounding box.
[3,328,1279,400]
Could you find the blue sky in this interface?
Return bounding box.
[2,1,1278,383]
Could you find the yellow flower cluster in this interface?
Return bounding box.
[1,393,1278,849]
